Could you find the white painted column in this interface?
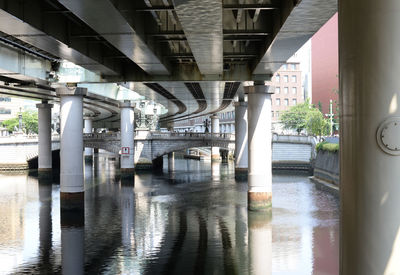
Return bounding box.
[211,114,220,161]
[246,84,273,211]
[168,152,175,172]
[120,101,135,173]
[36,101,53,172]
[340,1,400,273]
[234,101,248,178]
[83,117,93,158]
[56,87,86,209]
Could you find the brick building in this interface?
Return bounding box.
[268,62,304,129]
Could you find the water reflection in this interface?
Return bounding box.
[38,177,53,273]
[0,154,339,274]
[249,212,272,275]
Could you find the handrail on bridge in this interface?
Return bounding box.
[83,131,234,140]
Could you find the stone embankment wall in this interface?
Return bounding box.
[312,149,339,188]
[272,134,317,171]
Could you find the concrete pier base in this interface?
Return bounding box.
[248,192,272,211]
[60,192,85,212]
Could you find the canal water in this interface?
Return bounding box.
[0,153,339,274]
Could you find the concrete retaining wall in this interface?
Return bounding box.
[313,150,339,186]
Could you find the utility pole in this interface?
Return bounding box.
[325,99,334,136]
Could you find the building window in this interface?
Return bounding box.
[272,111,274,117]
[292,87,297,95]
[291,64,296,70]
[291,75,297,83]
[292,99,297,105]
[282,64,287,70]
[284,87,288,94]
[276,111,279,118]
[284,75,289,83]
[284,99,289,106]
[276,98,280,106]
[275,87,280,94]
[0,108,11,114]
[276,74,280,82]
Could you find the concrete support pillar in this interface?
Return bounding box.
[36,101,53,172]
[56,87,87,210]
[247,84,273,211]
[340,1,400,273]
[83,117,93,159]
[234,101,248,179]
[211,114,220,161]
[168,152,175,172]
[119,101,135,174]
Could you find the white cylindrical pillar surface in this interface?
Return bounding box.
[120,101,135,172]
[37,102,53,171]
[211,115,220,161]
[247,85,272,211]
[234,101,248,176]
[340,0,400,273]
[83,118,93,157]
[168,152,175,172]
[57,87,86,197]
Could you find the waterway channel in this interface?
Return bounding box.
[0,152,339,274]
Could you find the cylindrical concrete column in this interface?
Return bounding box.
[247,84,272,211]
[234,101,248,179]
[36,101,53,172]
[119,101,135,173]
[211,114,220,161]
[83,117,93,159]
[56,87,87,210]
[340,1,400,273]
[168,152,175,172]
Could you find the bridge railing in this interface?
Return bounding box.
[83,132,120,140]
[83,131,235,142]
[152,132,234,139]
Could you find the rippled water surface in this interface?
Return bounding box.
[0,153,339,274]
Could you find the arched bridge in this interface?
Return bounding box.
[83,131,235,166]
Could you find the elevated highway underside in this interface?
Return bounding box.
[0,0,336,122]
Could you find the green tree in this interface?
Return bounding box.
[280,100,311,134]
[1,110,38,134]
[280,99,329,136]
[306,108,329,137]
